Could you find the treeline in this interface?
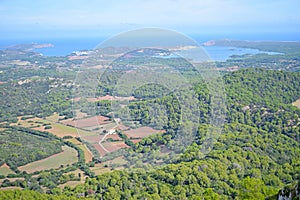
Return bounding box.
[0,189,94,200]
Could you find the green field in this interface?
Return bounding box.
[15,117,95,138]
[0,127,62,169]
[18,146,78,173]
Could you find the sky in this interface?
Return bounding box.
[1,0,300,39]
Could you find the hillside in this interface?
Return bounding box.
[0,42,299,199]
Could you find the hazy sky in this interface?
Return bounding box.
[1,0,300,39]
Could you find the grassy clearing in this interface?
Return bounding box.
[18,146,78,173]
[45,113,60,122]
[0,178,24,185]
[48,122,96,138]
[292,99,300,109]
[59,180,85,189]
[0,186,22,191]
[66,138,93,163]
[78,144,93,163]
[58,169,86,188]
[66,138,81,145]
[74,110,88,119]
[90,163,112,175]
[0,164,15,176]
[91,157,127,175]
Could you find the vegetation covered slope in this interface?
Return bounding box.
[0,66,299,199]
[50,68,299,199]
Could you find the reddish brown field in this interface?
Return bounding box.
[61,116,110,128]
[72,97,81,102]
[106,134,122,141]
[131,139,142,144]
[82,135,103,143]
[124,127,165,139]
[89,138,129,157]
[102,141,129,152]
[93,144,109,157]
[116,124,130,131]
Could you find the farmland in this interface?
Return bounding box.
[11,113,164,162]
[15,117,94,138]
[124,126,164,139]
[10,116,94,164]
[61,116,111,128]
[10,113,164,162]
[18,146,78,173]
[0,126,62,170]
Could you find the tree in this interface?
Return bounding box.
[239,177,265,200]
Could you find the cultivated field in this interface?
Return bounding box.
[93,144,109,157]
[18,146,78,173]
[102,141,129,152]
[12,116,165,162]
[61,116,110,128]
[83,134,103,144]
[124,127,164,138]
[106,134,122,141]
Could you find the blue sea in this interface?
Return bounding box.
[0,32,298,61]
